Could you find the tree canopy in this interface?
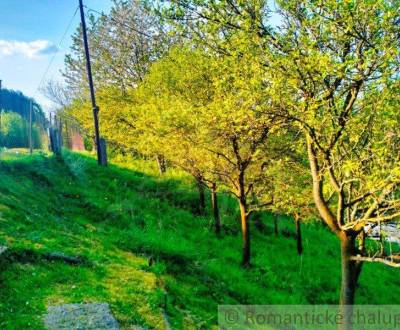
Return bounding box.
[62,0,400,320]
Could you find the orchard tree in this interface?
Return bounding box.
[268,0,400,314]
[40,79,73,109]
[133,47,226,228]
[66,85,140,152]
[268,154,314,255]
[64,0,170,96]
[190,50,283,267]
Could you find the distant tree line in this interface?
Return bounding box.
[0,88,47,148]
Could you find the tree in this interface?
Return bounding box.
[63,0,171,96]
[160,0,400,322]
[268,153,314,255]
[266,1,400,325]
[40,79,73,109]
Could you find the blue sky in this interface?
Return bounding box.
[0,0,113,111]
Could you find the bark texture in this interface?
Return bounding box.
[239,199,250,267]
[196,177,206,215]
[339,233,364,330]
[211,183,221,236]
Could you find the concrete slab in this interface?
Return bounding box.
[44,303,119,330]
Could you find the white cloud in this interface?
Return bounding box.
[0,39,58,59]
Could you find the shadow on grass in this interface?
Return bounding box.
[0,248,91,267]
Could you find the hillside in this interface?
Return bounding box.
[1,150,400,329]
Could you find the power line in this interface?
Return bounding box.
[34,6,79,98]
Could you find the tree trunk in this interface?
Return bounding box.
[211,183,221,236]
[339,234,361,330]
[156,155,166,175]
[253,213,265,233]
[295,215,303,255]
[196,177,206,215]
[274,214,279,236]
[239,199,250,267]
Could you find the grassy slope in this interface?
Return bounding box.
[0,150,400,329]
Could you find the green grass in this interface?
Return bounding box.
[0,150,400,329]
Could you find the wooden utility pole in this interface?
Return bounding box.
[78,0,107,166]
[29,100,33,155]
